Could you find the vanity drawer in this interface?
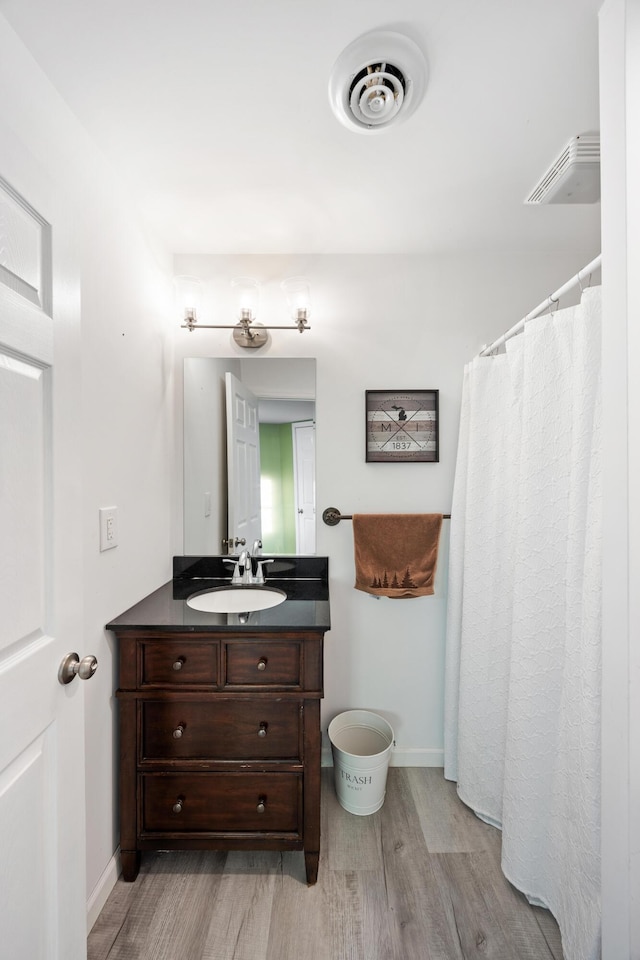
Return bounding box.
[141,772,301,834]
[141,641,218,686]
[141,700,301,760]
[225,641,300,687]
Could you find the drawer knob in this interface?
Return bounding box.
[173,723,185,739]
[172,797,184,814]
[258,722,268,738]
[257,658,267,672]
[256,796,266,814]
[172,658,185,671]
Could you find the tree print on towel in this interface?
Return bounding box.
[370,568,418,591]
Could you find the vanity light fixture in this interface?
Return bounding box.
[178,275,312,349]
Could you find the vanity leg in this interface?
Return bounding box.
[304,851,319,885]
[120,850,141,882]
[117,697,140,882]
[303,698,321,886]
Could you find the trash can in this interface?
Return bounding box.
[328,710,394,815]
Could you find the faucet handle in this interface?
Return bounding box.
[223,558,242,585]
[254,558,274,585]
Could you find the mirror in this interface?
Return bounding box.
[184,358,316,556]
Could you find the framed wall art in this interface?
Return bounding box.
[365,389,439,463]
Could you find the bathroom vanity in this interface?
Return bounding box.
[107,556,330,885]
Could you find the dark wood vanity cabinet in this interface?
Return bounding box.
[115,629,325,885]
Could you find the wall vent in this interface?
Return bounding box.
[525,135,600,204]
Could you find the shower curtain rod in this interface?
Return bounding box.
[478,253,602,357]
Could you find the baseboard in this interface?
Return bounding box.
[87,847,121,932]
[322,746,443,768]
[388,747,444,767]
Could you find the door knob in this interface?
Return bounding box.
[58,652,98,685]
[221,537,246,550]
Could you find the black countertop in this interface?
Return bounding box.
[106,556,330,634]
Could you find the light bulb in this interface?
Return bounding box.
[174,275,202,323]
[231,277,260,322]
[281,277,311,323]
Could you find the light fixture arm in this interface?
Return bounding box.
[181,319,311,333]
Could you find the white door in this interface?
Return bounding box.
[293,420,316,554]
[0,172,88,957]
[225,371,262,552]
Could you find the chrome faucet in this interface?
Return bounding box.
[223,549,252,585]
[224,544,273,585]
[237,549,252,584]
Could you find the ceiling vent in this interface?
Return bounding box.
[328,31,427,134]
[525,135,600,204]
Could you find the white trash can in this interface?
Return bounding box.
[328,710,394,816]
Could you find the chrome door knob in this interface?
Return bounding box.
[58,652,98,685]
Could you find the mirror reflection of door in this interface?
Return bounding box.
[225,371,262,550]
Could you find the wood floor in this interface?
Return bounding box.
[88,768,563,960]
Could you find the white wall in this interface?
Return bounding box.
[173,250,599,763]
[0,15,175,926]
[240,357,315,400]
[80,186,174,919]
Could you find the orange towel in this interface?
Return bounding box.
[353,514,443,598]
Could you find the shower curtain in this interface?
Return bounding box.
[444,286,602,960]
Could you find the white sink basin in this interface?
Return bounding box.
[186,585,287,614]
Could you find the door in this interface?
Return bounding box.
[225,371,262,552]
[0,172,87,957]
[293,420,316,553]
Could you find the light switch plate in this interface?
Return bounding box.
[99,507,118,551]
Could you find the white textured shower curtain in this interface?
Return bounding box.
[444,286,602,960]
